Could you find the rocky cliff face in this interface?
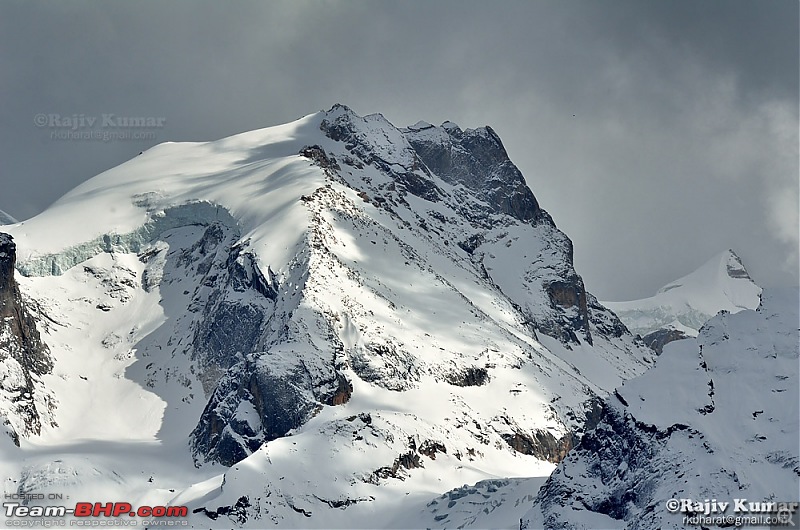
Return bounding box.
[404,121,541,222]
[641,328,689,355]
[0,233,54,445]
[403,119,602,345]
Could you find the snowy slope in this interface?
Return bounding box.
[604,250,762,338]
[0,105,653,527]
[524,287,799,529]
[0,209,17,225]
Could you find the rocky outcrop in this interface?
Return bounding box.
[528,404,686,529]
[404,121,540,222]
[544,278,591,344]
[641,328,689,355]
[183,224,355,466]
[320,106,442,203]
[502,429,574,464]
[444,366,489,387]
[192,356,322,467]
[0,233,54,445]
[725,249,752,279]
[401,117,627,347]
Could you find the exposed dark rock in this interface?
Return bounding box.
[586,293,629,339]
[327,373,353,406]
[642,328,690,355]
[192,356,320,467]
[725,250,752,279]
[194,495,251,525]
[373,437,448,480]
[546,279,591,343]
[581,396,605,433]
[404,122,541,222]
[182,225,278,394]
[444,366,489,387]
[390,169,441,203]
[535,275,593,345]
[320,106,442,203]
[375,450,423,480]
[346,412,372,425]
[0,233,16,294]
[502,429,573,463]
[350,341,420,391]
[0,233,54,444]
[417,439,447,460]
[531,400,704,529]
[300,145,340,171]
[457,234,485,255]
[226,243,278,300]
[312,495,375,509]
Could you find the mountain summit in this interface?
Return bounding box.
[603,250,761,353]
[0,105,652,526]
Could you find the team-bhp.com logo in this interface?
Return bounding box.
[4,501,188,525]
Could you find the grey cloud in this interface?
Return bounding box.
[0,0,796,299]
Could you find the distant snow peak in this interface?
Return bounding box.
[604,249,762,346]
[407,120,434,131]
[440,120,461,132]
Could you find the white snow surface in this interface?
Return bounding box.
[523,287,799,529]
[604,249,762,337]
[0,106,654,528]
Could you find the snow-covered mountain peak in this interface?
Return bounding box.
[604,249,762,342]
[1,105,654,527]
[656,249,754,298]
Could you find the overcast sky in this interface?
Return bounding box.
[1,0,797,300]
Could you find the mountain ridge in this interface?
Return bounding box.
[0,104,653,527]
